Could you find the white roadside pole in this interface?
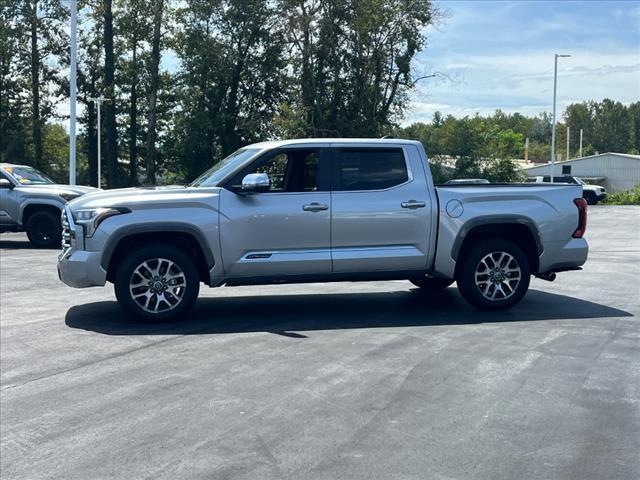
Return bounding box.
[550,53,571,182]
[579,128,583,157]
[566,126,570,160]
[87,97,110,188]
[69,0,78,185]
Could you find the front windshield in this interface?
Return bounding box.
[2,165,54,185]
[574,177,586,185]
[190,148,262,187]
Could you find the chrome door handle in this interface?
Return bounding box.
[302,202,329,212]
[401,200,426,209]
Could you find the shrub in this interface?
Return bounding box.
[603,185,640,205]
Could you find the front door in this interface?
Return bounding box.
[219,147,332,278]
[330,145,433,273]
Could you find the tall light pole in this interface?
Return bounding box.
[69,0,78,185]
[551,53,571,182]
[87,97,111,189]
[579,128,583,157]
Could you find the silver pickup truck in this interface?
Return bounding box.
[58,139,589,321]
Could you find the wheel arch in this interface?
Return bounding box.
[22,202,62,226]
[103,226,215,284]
[452,216,542,275]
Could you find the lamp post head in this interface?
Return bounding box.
[556,54,572,58]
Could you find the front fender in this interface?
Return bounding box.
[88,206,221,277]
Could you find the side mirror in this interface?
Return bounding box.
[240,173,270,194]
[0,178,14,190]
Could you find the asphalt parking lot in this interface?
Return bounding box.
[1,205,639,480]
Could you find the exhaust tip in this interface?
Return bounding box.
[535,272,557,282]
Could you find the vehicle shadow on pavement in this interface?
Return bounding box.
[0,239,36,249]
[65,288,633,337]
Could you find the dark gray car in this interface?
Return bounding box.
[0,163,98,247]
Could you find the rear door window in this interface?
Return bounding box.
[332,148,408,191]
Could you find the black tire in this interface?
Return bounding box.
[410,275,454,290]
[456,239,530,311]
[25,210,61,248]
[584,192,597,205]
[114,244,200,322]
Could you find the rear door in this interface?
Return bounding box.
[329,145,432,273]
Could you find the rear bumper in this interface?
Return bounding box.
[538,237,588,274]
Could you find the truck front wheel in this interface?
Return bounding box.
[457,239,530,310]
[114,244,200,322]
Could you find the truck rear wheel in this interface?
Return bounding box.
[457,239,530,310]
[114,244,200,322]
[25,210,61,248]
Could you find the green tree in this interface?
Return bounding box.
[591,98,631,153]
[0,1,28,162]
[171,0,287,179]
[282,0,436,137]
[564,101,592,156]
[116,0,152,185]
[627,102,640,154]
[2,0,68,172]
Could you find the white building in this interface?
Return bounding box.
[525,152,640,193]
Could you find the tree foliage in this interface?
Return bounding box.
[0,1,637,187]
[396,100,640,183]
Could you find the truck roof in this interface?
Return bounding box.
[246,138,424,149]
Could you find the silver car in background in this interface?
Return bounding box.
[0,163,98,247]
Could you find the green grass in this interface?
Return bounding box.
[603,185,640,205]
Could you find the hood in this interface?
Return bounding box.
[67,185,221,211]
[15,183,100,197]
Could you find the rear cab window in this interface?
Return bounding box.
[332,148,409,191]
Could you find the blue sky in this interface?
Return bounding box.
[406,0,640,123]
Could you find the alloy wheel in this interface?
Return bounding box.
[129,258,187,313]
[474,251,522,301]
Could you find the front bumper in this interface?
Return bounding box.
[57,206,107,288]
[58,249,107,288]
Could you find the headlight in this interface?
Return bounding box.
[60,193,81,202]
[72,207,131,237]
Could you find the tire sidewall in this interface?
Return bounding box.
[26,211,61,248]
[457,239,531,310]
[114,244,200,322]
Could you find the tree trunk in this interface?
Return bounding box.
[103,0,118,187]
[145,0,164,185]
[129,36,138,186]
[86,102,98,187]
[30,0,43,170]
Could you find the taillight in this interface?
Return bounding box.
[573,198,588,238]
